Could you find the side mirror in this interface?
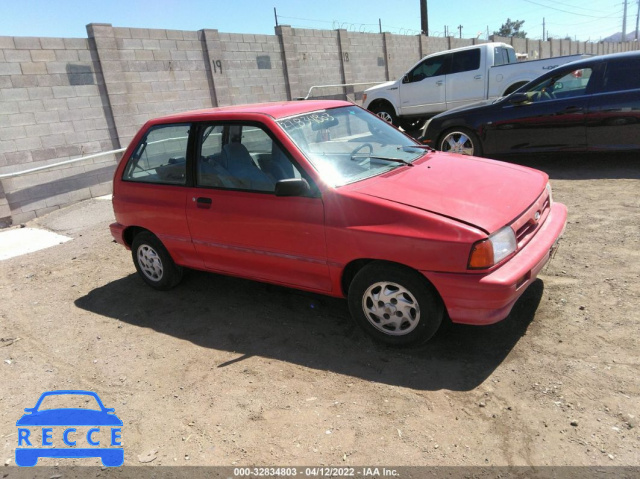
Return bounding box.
[24,408,34,413]
[509,92,530,105]
[275,178,310,197]
[402,74,410,84]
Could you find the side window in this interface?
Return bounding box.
[602,61,640,93]
[123,124,190,185]
[196,124,302,193]
[407,54,450,83]
[526,68,593,102]
[451,49,480,74]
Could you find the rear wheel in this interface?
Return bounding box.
[131,231,183,290]
[348,262,443,346]
[439,128,482,157]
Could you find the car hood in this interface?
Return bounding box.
[16,409,123,426]
[433,99,497,119]
[353,153,547,233]
[365,80,399,93]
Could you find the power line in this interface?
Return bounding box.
[522,0,610,17]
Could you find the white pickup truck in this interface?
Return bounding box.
[363,42,586,129]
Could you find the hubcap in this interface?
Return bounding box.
[376,111,393,123]
[362,282,421,336]
[137,244,163,282]
[442,132,474,155]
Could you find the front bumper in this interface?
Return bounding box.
[424,202,568,325]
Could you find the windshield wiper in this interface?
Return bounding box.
[369,156,414,167]
[398,145,435,152]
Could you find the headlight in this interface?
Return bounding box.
[468,226,517,269]
[546,182,553,205]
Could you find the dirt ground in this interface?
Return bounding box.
[0,154,638,468]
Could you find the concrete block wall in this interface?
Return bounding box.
[0,34,119,224]
[218,32,287,105]
[1,23,638,226]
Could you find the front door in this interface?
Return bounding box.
[185,122,331,292]
[399,53,450,116]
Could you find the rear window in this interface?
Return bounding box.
[451,49,480,74]
[602,60,640,93]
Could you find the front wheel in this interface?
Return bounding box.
[439,128,483,157]
[348,262,443,346]
[131,231,183,290]
[370,103,398,126]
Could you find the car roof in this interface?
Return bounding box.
[153,100,353,122]
[560,50,640,70]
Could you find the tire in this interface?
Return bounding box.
[348,262,444,346]
[370,103,398,126]
[131,231,183,290]
[439,128,483,157]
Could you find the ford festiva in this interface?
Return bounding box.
[419,51,640,158]
[110,100,567,346]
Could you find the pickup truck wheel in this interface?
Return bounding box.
[132,231,183,290]
[439,128,483,156]
[370,104,398,126]
[348,262,443,346]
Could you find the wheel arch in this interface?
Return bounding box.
[341,258,444,304]
[122,225,151,248]
[367,98,399,117]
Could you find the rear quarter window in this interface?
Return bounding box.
[602,60,640,93]
[123,123,191,185]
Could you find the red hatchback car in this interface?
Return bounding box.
[110,100,567,346]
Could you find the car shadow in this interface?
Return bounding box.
[75,272,544,392]
[498,152,640,180]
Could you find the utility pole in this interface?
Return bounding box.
[420,0,429,36]
[379,18,382,34]
[635,0,639,41]
[623,0,628,40]
[543,17,546,41]
[444,25,448,36]
[274,7,278,27]
[458,24,463,38]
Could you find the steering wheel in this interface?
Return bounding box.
[533,88,555,102]
[351,143,374,164]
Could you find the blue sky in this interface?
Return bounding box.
[0,0,634,42]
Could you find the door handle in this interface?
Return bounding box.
[436,80,444,86]
[194,197,212,208]
[474,75,482,80]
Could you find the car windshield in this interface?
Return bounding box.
[276,106,427,186]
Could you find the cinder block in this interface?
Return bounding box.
[152,50,171,61]
[142,39,160,50]
[0,140,17,154]
[182,31,198,41]
[39,37,66,49]
[30,50,56,62]
[40,134,65,148]
[148,29,168,40]
[113,27,131,39]
[9,112,35,126]
[49,122,74,135]
[134,49,155,61]
[0,102,19,115]
[24,123,50,137]
[68,187,92,202]
[15,136,43,150]
[12,210,37,224]
[66,96,91,109]
[20,62,48,75]
[0,37,16,49]
[4,150,32,165]
[54,49,80,62]
[35,74,63,87]
[0,126,27,141]
[35,110,60,124]
[14,37,42,50]
[42,98,68,111]
[18,99,45,113]
[63,38,88,50]
[0,76,12,88]
[45,62,70,74]
[0,63,22,75]
[166,30,184,40]
[58,109,85,122]
[26,87,53,100]
[74,84,99,97]
[4,49,31,62]
[52,86,76,98]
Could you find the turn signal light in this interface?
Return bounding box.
[468,239,494,269]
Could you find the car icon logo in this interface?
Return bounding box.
[534,211,541,222]
[15,390,123,467]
